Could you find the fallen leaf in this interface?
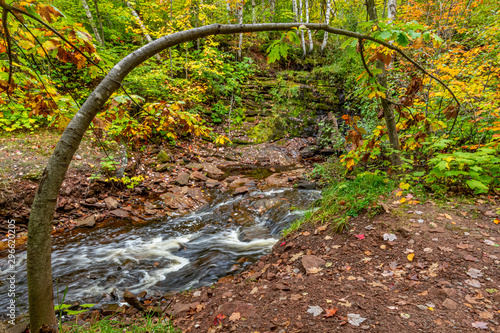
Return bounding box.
[494,219,500,224]
[214,313,225,325]
[229,312,241,322]
[467,268,483,278]
[444,213,452,220]
[347,313,367,326]
[323,307,338,317]
[383,233,397,241]
[471,321,488,329]
[485,288,498,294]
[407,253,415,261]
[438,246,452,252]
[280,241,286,246]
[464,279,481,288]
[355,234,365,240]
[479,312,493,320]
[316,225,327,232]
[290,252,304,262]
[307,305,323,317]
[456,243,470,249]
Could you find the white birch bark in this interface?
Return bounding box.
[237,0,244,61]
[387,0,397,22]
[305,0,313,53]
[125,1,161,61]
[292,0,298,22]
[80,0,103,46]
[252,0,256,23]
[299,0,306,57]
[321,0,331,53]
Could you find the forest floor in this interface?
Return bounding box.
[1,133,499,332]
[156,193,500,332]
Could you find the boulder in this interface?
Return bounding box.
[187,187,208,204]
[191,171,208,181]
[234,186,249,195]
[186,163,204,171]
[109,209,129,218]
[104,197,119,210]
[206,178,220,188]
[176,172,190,185]
[77,215,96,228]
[203,163,225,178]
[157,150,170,163]
[301,255,326,274]
[156,163,174,172]
[297,180,316,190]
[160,192,193,210]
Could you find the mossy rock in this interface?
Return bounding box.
[22,170,43,181]
[157,150,170,163]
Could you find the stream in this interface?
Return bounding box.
[0,186,320,317]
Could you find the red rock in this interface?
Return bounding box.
[301,255,326,274]
[191,171,208,181]
[442,298,458,310]
[234,186,249,195]
[109,209,129,218]
[104,197,119,210]
[176,172,190,185]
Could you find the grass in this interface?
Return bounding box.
[283,171,396,237]
[60,314,180,333]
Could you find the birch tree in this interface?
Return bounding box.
[299,0,306,57]
[387,0,397,21]
[93,0,105,46]
[321,0,331,53]
[305,0,313,53]
[80,0,103,46]
[237,0,244,61]
[125,0,161,62]
[252,0,256,23]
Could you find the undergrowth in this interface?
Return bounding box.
[60,314,179,333]
[283,171,395,237]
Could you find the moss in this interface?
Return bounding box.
[157,150,170,163]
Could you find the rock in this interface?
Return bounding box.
[442,298,458,310]
[191,171,208,181]
[210,302,256,326]
[229,177,254,188]
[299,146,318,159]
[104,197,119,210]
[263,174,288,187]
[101,303,120,316]
[234,186,249,195]
[123,290,145,311]
[296,180,316,190]
[157,150,170,163]
[171,302,200,316]
[301,255,326,274]
[206,178,220,188]
[203,163,225,178]
[274,283,291,291]
[177,172,190,185]
[156,163,174,172]
[187,187,208,204]
[160,192,193,210]
[249,272,262,280]
[85,197,97,204]
[186,162,204,171]
[110,209,129,218]
[77,215,96,228]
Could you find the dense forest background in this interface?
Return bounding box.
[1,0,499,193]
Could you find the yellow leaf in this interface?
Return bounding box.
[399,182,410,190]
[407,253,415,261]
[444,214,452,220]
[400,198,407,203]
[395,191,403,197]
[494,219,499,225]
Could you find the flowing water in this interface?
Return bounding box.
[0,186,320,316]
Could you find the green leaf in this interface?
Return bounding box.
[396,33,410,47]
[466,179,489,192]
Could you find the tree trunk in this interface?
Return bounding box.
[80,0,103,46]
[292,0,298,22]
[25,22,448,332]
[321,0,331,53]
[387,0,397,21]
[305,0,313,53]
[365,0,401,166]
[299,0,306,57]
[252,0,256,23]
[93,0,105,46]
[125,1,161,62]
[237,0,244,61]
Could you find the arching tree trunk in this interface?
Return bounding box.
[321,0,331,53]
[365,0,401,166]
[125,1,161,62]
[80,0,103,46]
[23,22,455,332]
